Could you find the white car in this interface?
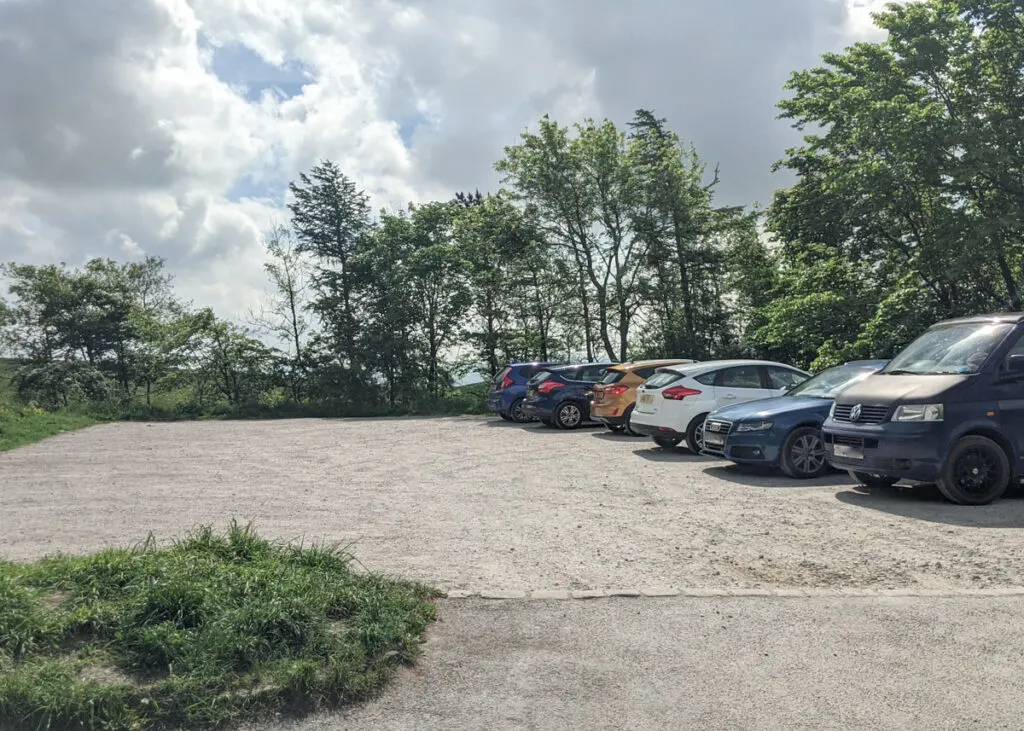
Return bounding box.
[630,360,811,452]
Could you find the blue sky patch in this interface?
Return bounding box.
[204,34,310,102]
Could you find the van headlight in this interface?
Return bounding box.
[735,420,774,433]
[828,401,837,419]
[892,404,944,422]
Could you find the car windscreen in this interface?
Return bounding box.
[601,370,626,385]
[884,322,1015,375]
[786,364,881,398]
[642,370,682,389]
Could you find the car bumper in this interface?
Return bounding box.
[822,422,944,482]
[702,433,781,464]
[522,399,555,420]
[631,422,685,440]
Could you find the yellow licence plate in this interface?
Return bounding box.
[639,394,653,405]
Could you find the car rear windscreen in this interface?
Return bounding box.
[643,370,683,389]
[529,370,553,385]
[492,366,512,384]
[601,370,626,385]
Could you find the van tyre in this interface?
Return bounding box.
[685,413,710,454]
[849,471,900,489]
[554,401,585,429]
[936,435,1010,505]
[780,426,828,479]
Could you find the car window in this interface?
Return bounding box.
[767,366,807,390]
[561,367,587,381]
[718,366,763,389]
[634,366,658,379]
[578,364,609,382]
[1002,333,1024,370]
[693,370,718,386]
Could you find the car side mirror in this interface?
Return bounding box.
[1008,354,1024,373]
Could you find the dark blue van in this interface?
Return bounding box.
[488,362,564,422]
[823,313,1024,504]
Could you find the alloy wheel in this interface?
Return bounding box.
[559,403,582,428]
[791,433,826,475]
[953,447,999,496]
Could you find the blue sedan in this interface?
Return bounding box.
[701,360,887,478]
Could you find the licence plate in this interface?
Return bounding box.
[639,394,653,405]
[834,444,863,460]
[704,434,725,446]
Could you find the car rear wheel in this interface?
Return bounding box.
[509,398,530,423]
[936,435,1010,505]
[622,405,641,437]
[498,412,513,422]
[539,417,555,427]
[780,426,828,479]
[554,401,585,429]
[685,413,710,454]
[849,471,900,489]
[654,436,681,449]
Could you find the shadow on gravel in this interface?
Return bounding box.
[633,447,708,463]
[835,483,1024,528]
[703,465,855,488]
[591,431,646,442]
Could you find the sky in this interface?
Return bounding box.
[0,0,887,324]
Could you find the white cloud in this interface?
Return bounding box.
[0,0,881,323]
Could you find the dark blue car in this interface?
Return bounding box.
[824,313,1024,505]
[522,363,615,429]
[702,360,887,478]
[488,362,564,422]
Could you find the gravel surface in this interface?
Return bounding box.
[249,596,1024,730]
[2,416,1023,591]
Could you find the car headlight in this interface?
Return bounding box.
[892,404,944,422]
[735,420,774,433]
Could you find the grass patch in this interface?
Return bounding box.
[0,403,97,452]
[0,523,440,729]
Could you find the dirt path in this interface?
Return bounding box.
[2,417,1023,591]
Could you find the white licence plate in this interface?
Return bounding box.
[639,394,653,405]
[834,444,863,460]
[704,434,725,446]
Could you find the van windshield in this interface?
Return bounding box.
[883,322,1014,375]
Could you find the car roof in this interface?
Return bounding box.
[547,362,616,372]
[932,313,1024,327]
[657,359,806,376]
[608,359,698,372]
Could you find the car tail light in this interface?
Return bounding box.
[500,375,514,390]
[662,386,701,400]
[605,385,629,397]
[537,380,564,395]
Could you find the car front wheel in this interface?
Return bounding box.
[780,426,828,479]
[936,435,1010,505]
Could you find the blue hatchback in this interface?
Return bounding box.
[522,362,615,429]
[488,362,564,422]
[702,360,887,478]
[824,313,1024,505]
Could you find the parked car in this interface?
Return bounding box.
[701,360,887,478]
[823,313,1024,505]
[591,359,697,435]
[523,362,615,429]
[630,360,811,452]
[488,361,565,422]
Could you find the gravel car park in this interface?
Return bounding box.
[2,417,1022,593]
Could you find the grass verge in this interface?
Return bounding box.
[0,523,439,730]
[0,403,97,452]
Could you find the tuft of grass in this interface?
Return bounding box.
[0,523,440,729]
[0,402,97,452]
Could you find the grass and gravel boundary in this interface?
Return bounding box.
[0,523,440,730]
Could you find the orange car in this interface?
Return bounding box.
[590,359,697,434]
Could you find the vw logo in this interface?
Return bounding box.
[850,404,862,422]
